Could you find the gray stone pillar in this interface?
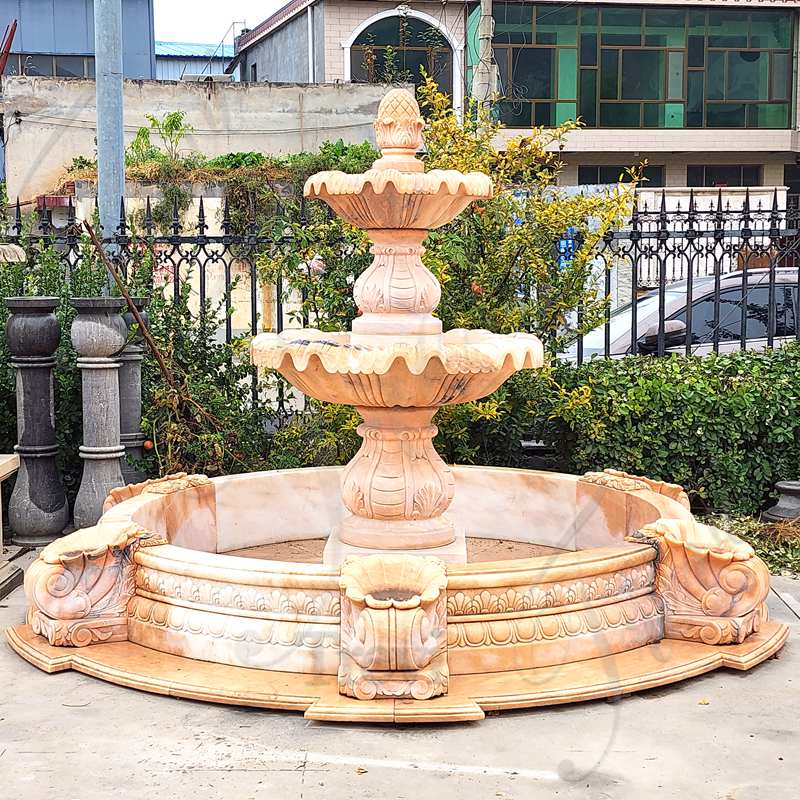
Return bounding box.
[119,299,149,484]
[5,298,69,545]
[71,297,127,529]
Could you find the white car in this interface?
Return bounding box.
[565,268,799,360]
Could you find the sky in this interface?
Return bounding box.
[154,0,284,44]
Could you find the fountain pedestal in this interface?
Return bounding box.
[325,406,465,563]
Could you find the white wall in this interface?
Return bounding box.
[1,76,390,201]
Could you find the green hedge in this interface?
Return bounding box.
[434,346,800,516]
[554,347,800,514]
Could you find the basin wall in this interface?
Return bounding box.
[95,467,689,676]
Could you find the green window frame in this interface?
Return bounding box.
[485,4,794,130]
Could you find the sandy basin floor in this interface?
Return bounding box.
[225,537,566,564]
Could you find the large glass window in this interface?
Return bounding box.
[351,16,452,97]
[578,164,665,187]
[4,53,94,78]
[483,4,794,129]
[686,164,762,187]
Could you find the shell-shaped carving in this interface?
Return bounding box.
[41,520,148,564]
[633,518,769,619]
[24,520,150,644]
[252,328,543,377]
[305,169,493,200]
[340,555,447,608]
[252,329,544,408]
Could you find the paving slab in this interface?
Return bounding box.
[1,560,798,800]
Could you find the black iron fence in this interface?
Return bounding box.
[580,189,800,362]
[7,189,800,371]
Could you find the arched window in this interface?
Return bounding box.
[350,16,453,97]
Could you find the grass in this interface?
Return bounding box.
[700,514,800,578]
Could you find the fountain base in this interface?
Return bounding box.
[10,465,787,724]
[7,620,788,723]
[323,521,466,565]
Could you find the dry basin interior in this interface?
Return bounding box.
[122,465,692,563]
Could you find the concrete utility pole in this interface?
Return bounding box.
[94,0,125,286]
[471,0,497,107]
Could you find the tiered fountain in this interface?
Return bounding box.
[8,90,787,723]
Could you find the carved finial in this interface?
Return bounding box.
[373,88,425,173]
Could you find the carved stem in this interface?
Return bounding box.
[339,407,455,549]
[352,230,442,336]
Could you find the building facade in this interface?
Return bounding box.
[0,0,156,79]
[235,0,800,199]
[234,1,467,111]
[155,42,235,81]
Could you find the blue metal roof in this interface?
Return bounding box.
[155,41,234,59]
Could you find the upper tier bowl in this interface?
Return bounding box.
[304,169,493,231]
[251,328,543,407]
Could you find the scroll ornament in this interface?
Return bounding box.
[628,517,770,645]
[25,520,164,647]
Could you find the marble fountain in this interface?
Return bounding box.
[7,90,787,723]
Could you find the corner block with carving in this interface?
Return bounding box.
[102,472,211,513]
[581,468,691,508]
[628,518,770,645]
[25,520,163,647]
[338,555,448,700]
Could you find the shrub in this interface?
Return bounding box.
[551,347,800,514]
[205,152,267,170]
[433,347,800,516]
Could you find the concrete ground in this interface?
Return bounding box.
[1,550,798,800]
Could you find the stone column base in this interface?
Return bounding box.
[324,523,466,566]
[0,559,23,600]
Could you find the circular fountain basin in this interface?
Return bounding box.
[114,467,669,677]
[9,465,786,723]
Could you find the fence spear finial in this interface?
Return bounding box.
[117,196,127,236]
[13,196,22,237]
[769,187,780,236]
[144,196,154,235]
[197,195,207,236]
